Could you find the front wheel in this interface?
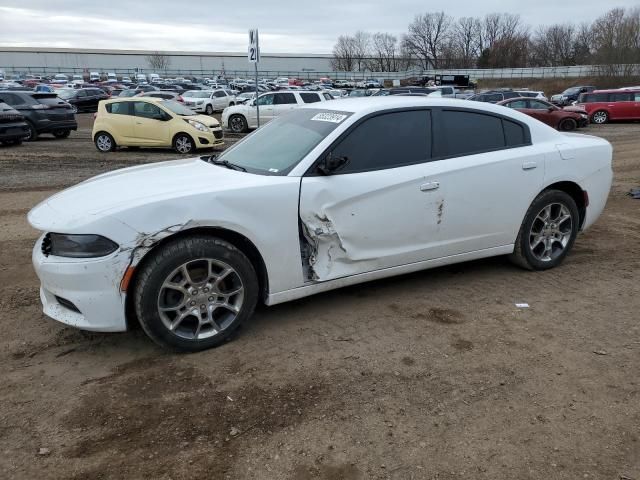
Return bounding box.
[173,133,195,154]
[24,122,38,141]
[205,104,214,115]
[559,118,577,131]
[229,114,248,133]
[509,190,579,271]
[133,236,259,351]
[591,110,609,124]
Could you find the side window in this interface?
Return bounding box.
[214,91,226,98]
[486,94,502,102]
[76,90,87,97]
[257,94,274,106]
[635,93,640,102]
[105,102,130,115]
[300,92,321,104]
[331,110,431,174]
[503,119,527,147]
[610,93,632,102]
[133,101,164,120]
[506,100,528,109]
[323,93,332,100]
[502,92,519,99]
[274,93,297,105]
[439,110,505,157]
[529,100,549,110]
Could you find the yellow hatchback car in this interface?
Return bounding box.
[92,97,224,154]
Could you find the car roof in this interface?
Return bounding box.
[104,96,163,103]
[591,88,632,93]
[303,96,549,117]
[496,96,548,104]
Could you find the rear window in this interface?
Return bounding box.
[610,93,632,102]
[34,96,69,106]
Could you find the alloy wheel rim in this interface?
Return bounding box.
[97,135,111,151]
[176,136,192,153]
[157,258,244,341]
[230,117,243,132]
[528,202,573,262]
[593,112,607,124]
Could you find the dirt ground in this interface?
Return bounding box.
[0,114,638,480]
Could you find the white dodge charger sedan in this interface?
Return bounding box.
[28,97,613,351]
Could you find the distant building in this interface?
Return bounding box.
[0,46,334,75]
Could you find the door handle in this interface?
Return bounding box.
[522,162,537,170]
[420,182,440,191]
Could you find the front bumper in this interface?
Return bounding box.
[185,103,206,113]
[32,235,130,332]
[193,127,224,148]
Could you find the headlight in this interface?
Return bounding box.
[186,119,208,132]
[46,233,118,258]
[195,100,204,105]
[580,113,588,119]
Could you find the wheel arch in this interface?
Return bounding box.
[542,181,587,229]
[125,226,269,329]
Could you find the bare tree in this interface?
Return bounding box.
[146,51,171,72]
[591,7,640,74]
[368,33,400,71]
[403,12,452,69]
[352,31,371,71]
[531,24,576,66]
[449,17,481,67]
[331,35,357,71]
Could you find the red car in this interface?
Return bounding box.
[497,97,588,131]
[576,88,640,124]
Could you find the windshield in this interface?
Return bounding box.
[161,100,194,115]
[216,108,352,175]
[183,91,210,98]
[563,87,580,95]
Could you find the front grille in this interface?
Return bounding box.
[41,233,51,256]
[213,130,223,139]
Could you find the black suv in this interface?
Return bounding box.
[0,91,77,140]
[0,102,29,145]
[56,87,109,113]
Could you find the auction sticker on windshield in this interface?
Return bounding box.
[310,112,348,123]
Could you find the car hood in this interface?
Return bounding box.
[28,157,273,230]
[184,113,219,127]
[563,106,587,114]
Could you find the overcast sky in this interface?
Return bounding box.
[0,1,636,53]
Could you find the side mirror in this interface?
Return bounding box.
[317,153,349,175]
[548,106,555,112]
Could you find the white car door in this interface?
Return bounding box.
[299,109,445,281]
[249,93,275,127]
[272,92,299,119]
[213,90,227,110]
[421,108,546,257]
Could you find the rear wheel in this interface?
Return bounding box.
[591,110,609,124]
[134,236,259,351]
[53,130,71,139]
[173,133,195,154]
[24,122,38,141]
[229,114,248,133]
[94,132,116,152]
[510,190,579,270]
[559,118,577,131]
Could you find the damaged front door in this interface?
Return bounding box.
[299,109,444,282]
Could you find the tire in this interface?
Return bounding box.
[559,118,577,131]
[133,235,259,352]
[509,189,580,271]
[229,114,248,133]
[94,131,116,152]
[591,110,609,124]
[173,133,195,154]
[229,102,235,106]
[24,122,38,142]
[53,130,71,139]
[205,104,214,115]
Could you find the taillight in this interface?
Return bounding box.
[177,96,184,103]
